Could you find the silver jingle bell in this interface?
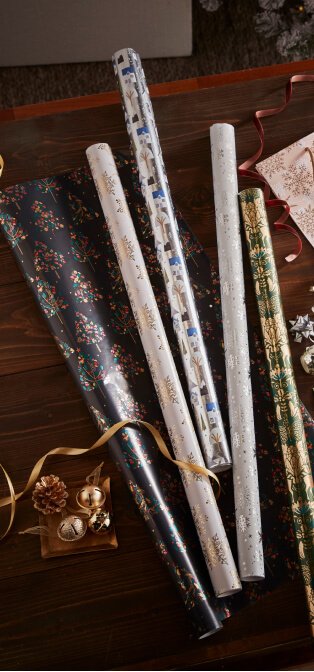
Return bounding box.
[87,508,112,535]
[57,515,87,542]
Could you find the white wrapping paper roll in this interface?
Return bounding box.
[113,47,231,474]
[210,123,264,581]
[87,142,241,598]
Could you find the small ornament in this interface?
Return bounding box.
[76,461,106,510]
[309,286,314,293]
[76,484,106,510]
[289,314,314,343]
[57,515,87,542]
[32,474,68,515]
[88,508,112,535]
[301,345,314,375]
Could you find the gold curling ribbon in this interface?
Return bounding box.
[0,419,220,541]
[0,155,4,179]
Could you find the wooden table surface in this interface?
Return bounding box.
[0,60,314,671]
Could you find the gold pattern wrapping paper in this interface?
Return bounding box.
[239,187,314,634]
[113,48,231,473]
[86,143,241,598]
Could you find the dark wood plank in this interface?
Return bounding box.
[0,568,309,671]
[0,59,313,122]
[1,65,314,670]
[0,74,313,189]
[0,281,63,375]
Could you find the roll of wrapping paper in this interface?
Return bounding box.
[87,142,241,598]
[113,47,231,473]
[2,156,314,633]
[210,124,264,582]
[239,187,314,632]
[0,167,223,640]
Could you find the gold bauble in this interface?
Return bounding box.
[87,508,112,535]
[76,484,106,510]
[57,515,87,542]
[301,345,314,375]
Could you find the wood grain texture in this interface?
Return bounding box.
[0,59,313,122]
[0,65,314,670]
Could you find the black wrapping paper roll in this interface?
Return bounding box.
[0,159,222,638]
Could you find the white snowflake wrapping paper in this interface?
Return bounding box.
[256,131,314,249]
[112,47,232,474]
[210,124,264,581]
[86,142,241,598]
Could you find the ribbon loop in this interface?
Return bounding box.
[0,462,16,541]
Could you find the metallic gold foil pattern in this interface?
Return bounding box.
[240,187,314,634]
[87,142,241,598]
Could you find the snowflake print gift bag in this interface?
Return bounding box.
[0,167,223,640]
[256,131,314,250]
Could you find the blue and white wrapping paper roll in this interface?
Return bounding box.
[87,142,241,598]
[210,123,264,581]
[113,47,232,474]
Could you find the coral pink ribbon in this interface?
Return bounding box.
[238,74,314,262]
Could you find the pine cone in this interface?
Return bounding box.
[32,474,69,515]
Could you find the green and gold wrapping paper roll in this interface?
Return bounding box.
[239,187,314,634]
